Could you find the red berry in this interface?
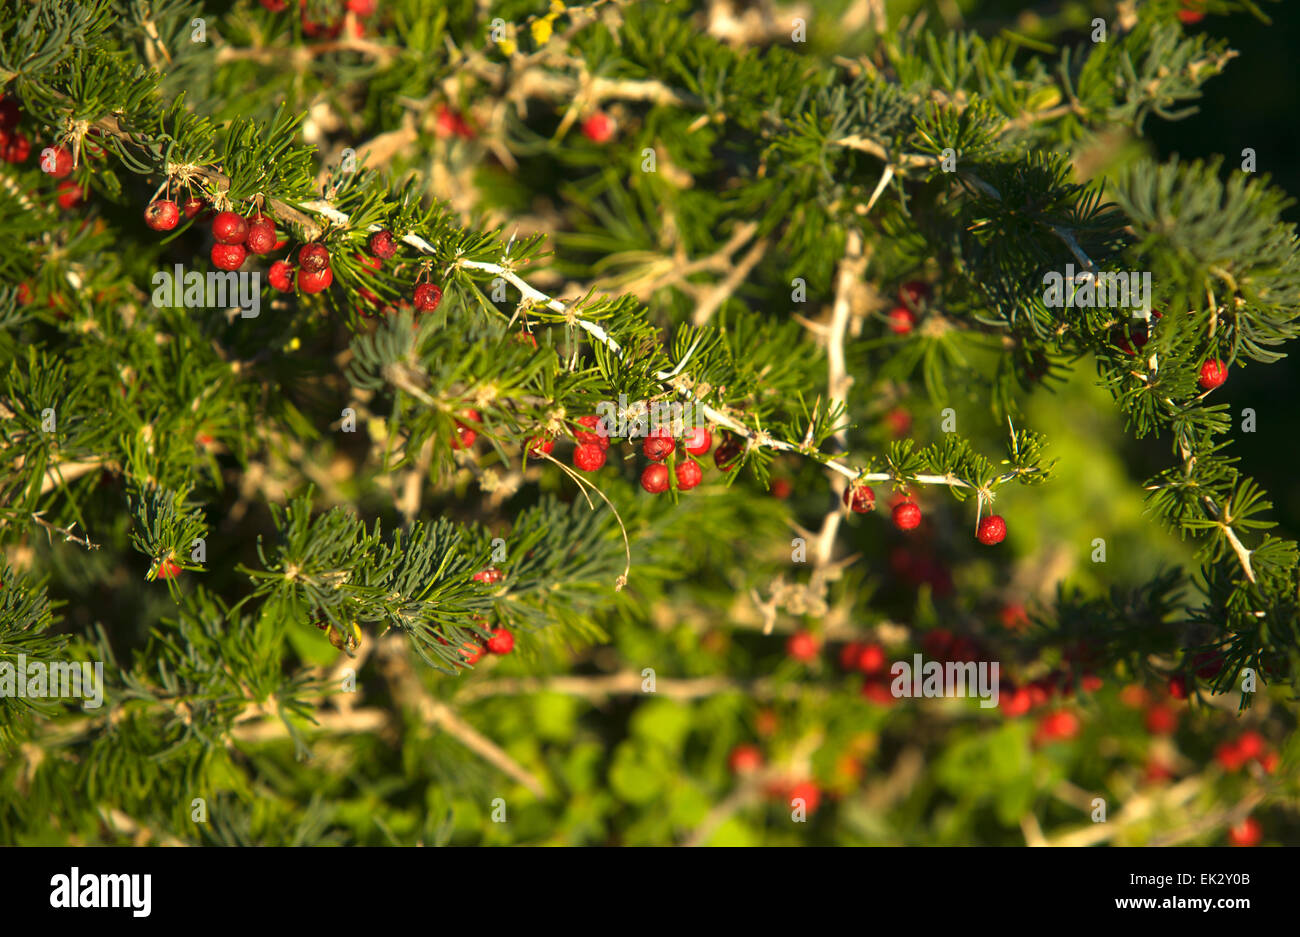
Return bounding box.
[346,0,376,15]
[675,459,703,490]
[728,744,763,775]
[842,484,875,514]
[144,199,180,231]
[260,0,288,9]
[1260,751,1279,774]
[268,260,294,291]
[369,229,398,259]
[786,630,820,662]
[297,266,333,293]
[684,425,712,455]
[156,558,182,579]
[643,428,675,461]
[1198,358,1228,390]
[714,439,742,471]
[472,568,502,585]
[1236,730,1266,762]
[211,242,246,271]
[581,112,615,144]
[573,442,606,472]
[452,410,480,449]
[212,211,248,245]
[641,463,670,494]
[246,221,276,254]
[414,283,442,312]
[299,243,330,273]
[1034,710,1080,743]
[1215,741,1247,772]
[2,132,30,163]
[884,407,912,437]
[839,642,864,671]
[55,181,84,209]
[528,436,554,457]
[1167,674,1189,700]
[976,515,1007,545]
[788,780,821,813]
[1144,704,1178,735]
[42,146,74,178]
[575,415,610,450]
[998,603,1029,631]
[182,196,206,219]
[1001,685,1032,717]
[888,306,915,334]
[770,478,792,499]
[892,501,922,530]
[458,641,484,665]
[899,280,930,306]
[1228,816,1261,847]
[485,628,514,655]
[857,642,885,674]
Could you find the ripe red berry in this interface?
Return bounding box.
[43,146,74,178]
[1228,817,1261,847]
[1001,684,1032,717]
[144,199,180,231]
[299,243,330,273]
[1198,358,1228,390]
[211,242,246,271]
[346,0,376,15]
[297,266,333,293]
[246,221,276,254]
[675,459,703,490]
[581,112,615,144]
[684,424,712,455]
[528,436,554,457]
[573,442,606,472]
[998,603,1029,631]
[714,439,742,471]
[888,306,916,334]
[486,628,514,655]
[156,558,182,579]
[857,642,885,674]
[413,282,442,312]
[212,211,248,244]
[268,260,293,291]
[892,501,922,531]
[55,181,84,209]
[1144,704,1178,735]
[452,410,480,449]
[459,641,484,665]
[1236,730,1266,762]
[472,568,502,585]
[1216,740,1247,772]
[641,463,670,494]
[1167,674,1189,700]
[575,415,610,450]
[369,229,398,259]
[1034,710,1080,743]
[976,515,1007,545]
[728,744,763,775]
[770,478,792,499]
[182,196,206,219]
[843,484,875,514]
[435,104,473,139]
[788,780,821,813]
[898,280,931,306]
[786,630,820,662]
[643,428,675,461]
[1,131,30,163]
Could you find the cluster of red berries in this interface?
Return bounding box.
[1214,730,1278,774]
[885,280,930,335]
[0,98,96,208]
[544,416,721,495]
[844,484,925,532]
[726,744,823,814]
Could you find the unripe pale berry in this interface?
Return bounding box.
[573,442,605,472]
[212,211,248,244]
[144,199,180,231]
[641,463,670,494]
[675,459,703,490]
[977,514,1007,545]
[211,242,246,271]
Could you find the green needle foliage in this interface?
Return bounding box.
[0,0,1295,846]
